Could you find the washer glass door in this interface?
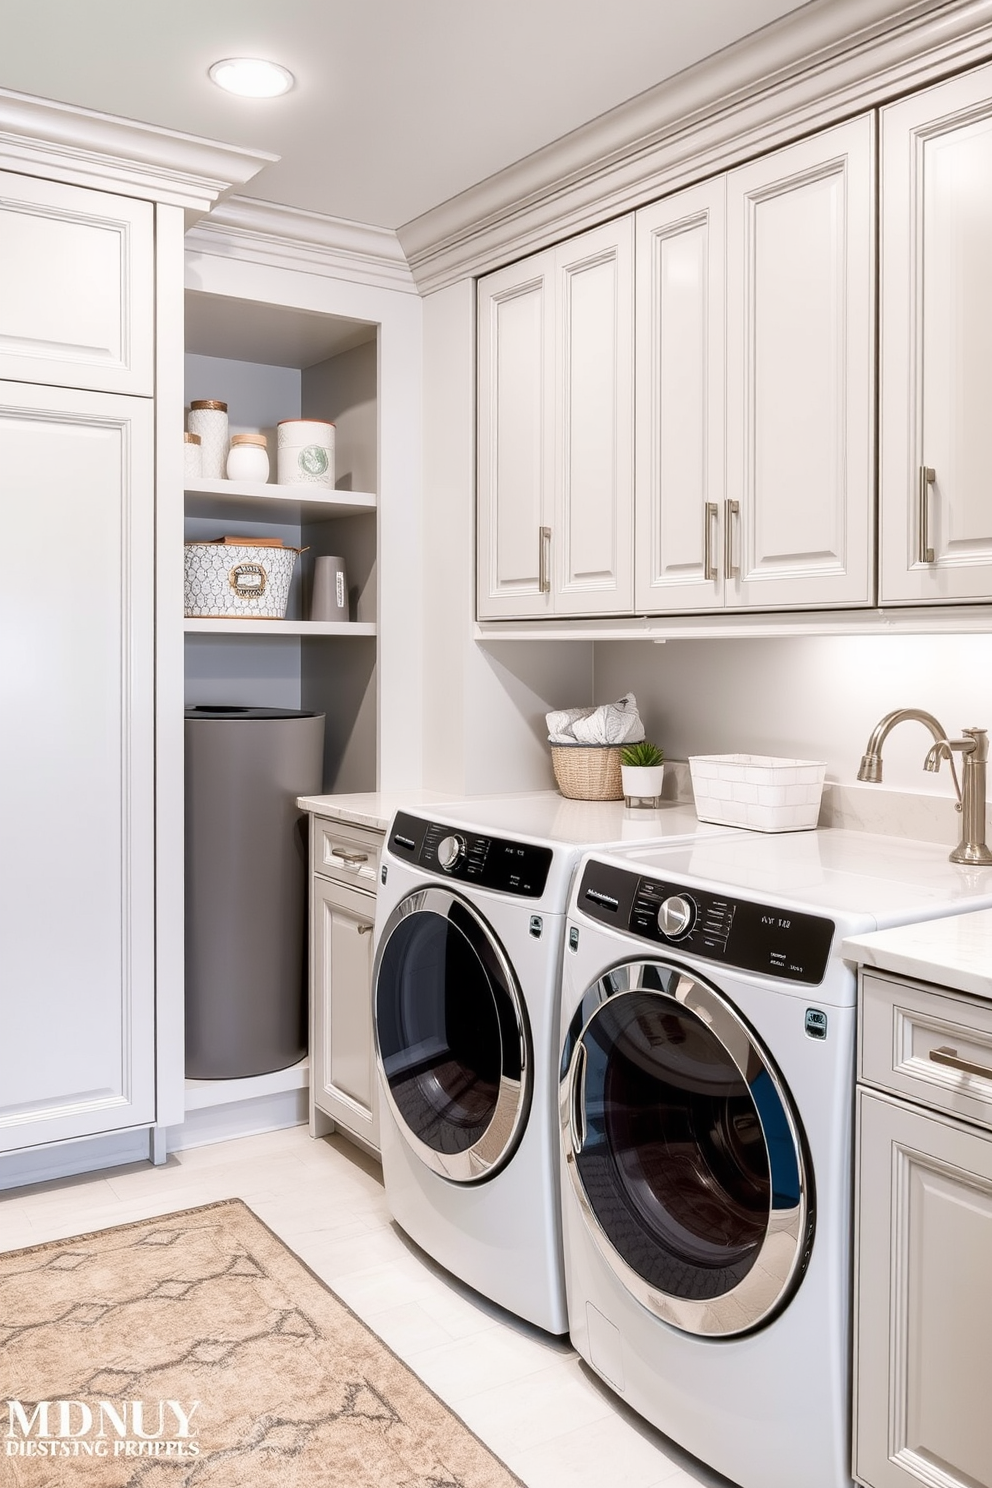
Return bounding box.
[374,886,531,1183]
[561,960,813,1336]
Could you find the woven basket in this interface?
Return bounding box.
[550,743,624,801]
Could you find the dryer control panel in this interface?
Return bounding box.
[578,860,834,986]
[389,811,553,898]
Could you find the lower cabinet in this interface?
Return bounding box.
[309,818,382,1156]
[855,970,992,1488]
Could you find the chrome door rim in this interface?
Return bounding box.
[373,885,531,1183]
[560,960,813,1337]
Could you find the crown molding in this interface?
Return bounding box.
[185,196,417,294]
[399,0,992,293]
[0,87,276,220]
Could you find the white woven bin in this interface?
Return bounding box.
[689,754,826,833]
[184,542,301,619]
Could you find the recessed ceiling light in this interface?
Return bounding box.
[208,58,295,99]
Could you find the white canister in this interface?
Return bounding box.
[187,401,229,479]
[226,432,270,483]
[277,419,335,488]
[183,431,202,482]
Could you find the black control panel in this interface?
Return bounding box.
[389,811,553,898]
[577,859,834,986]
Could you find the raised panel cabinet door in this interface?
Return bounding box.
[635,180,726,613]
[0,382,155,1151]
[312,875,379,1153]
[0,170,154,396]
[879,62,992,604]
[477,250,555,618]
[726,114,874,610]
[855,1091,992,1488]
[554,218,634,614]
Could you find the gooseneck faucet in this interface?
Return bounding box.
[857,708,992,865]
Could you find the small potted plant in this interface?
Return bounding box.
[620,741,665,806]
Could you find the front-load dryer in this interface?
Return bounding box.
[557,829,992,1487]
[371,791,730,1335]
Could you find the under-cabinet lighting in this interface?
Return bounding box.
[208,58,295,98]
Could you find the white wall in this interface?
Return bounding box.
[421,280,593,794]
[594,633,992,798]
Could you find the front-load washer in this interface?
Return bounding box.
[371,791,731,1335]
[557,829,992,1488]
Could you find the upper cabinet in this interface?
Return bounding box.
[0,169,153,396]
[481,115,873,621]
[724,116,874,611]
[879,61,992,605]
[478,219,633,618]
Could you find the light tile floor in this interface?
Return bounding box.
[0,1125,735,1488]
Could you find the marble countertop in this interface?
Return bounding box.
[296,789,455,832]
[843,908,992,1001]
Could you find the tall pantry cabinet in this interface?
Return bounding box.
[0,102,272,1173]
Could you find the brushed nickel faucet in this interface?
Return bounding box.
[857,708,992,865]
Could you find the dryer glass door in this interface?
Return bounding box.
[561,961,812,1336]
[374,887,531,1183]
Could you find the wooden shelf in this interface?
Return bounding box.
[185,477,376,523]
[184,619,376,636]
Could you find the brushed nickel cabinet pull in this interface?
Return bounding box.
[330,848,369,865]
[704,501,718,581]
[724,499,740,581]
[929,1044,992,1081]
[919,465,936,564]
[539,526,552,594]
[357,922,374,935]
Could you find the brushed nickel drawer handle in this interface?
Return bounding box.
[918,465,935,565]
[539,525,552,594]
[724,499,740,580]
[330,848,369,865]
[357,922,374,935]
[929,1044,992,1081]
[703,501,718,582]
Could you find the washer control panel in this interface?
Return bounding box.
[389,811,553,898]
[578,859,834,986]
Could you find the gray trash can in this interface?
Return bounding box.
[185,705,325,1079]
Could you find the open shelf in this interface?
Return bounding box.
[184,618,376,636]
[185,477,376,523]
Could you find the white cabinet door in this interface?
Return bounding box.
[0,170,154,396]
[0,382,155,1151]
[726,115,874,610]
[635,180,726,613]
[879,63,992,604]
[477,250,555,619]
[855,1091,992,1488]
[477,220,633,618]
[554,219,634,614]
[312,874,379,1154]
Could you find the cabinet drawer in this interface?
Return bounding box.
[312,816,381,891]
[860,970,992,1132]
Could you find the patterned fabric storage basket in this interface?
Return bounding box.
[184,538,302,619]
[551,743,624,801]
[689,754,826,832]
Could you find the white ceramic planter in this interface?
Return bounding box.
[621,763,665,805]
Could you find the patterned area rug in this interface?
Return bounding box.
[0,1198,524,1487]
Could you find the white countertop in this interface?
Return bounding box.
[842,908,992,1001]
[296,789,456,832]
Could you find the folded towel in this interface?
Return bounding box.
[546,692,645,746]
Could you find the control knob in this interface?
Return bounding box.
[437,834,467,871]
[657,894,695,939]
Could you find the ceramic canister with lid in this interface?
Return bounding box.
[277,419,335,488]
[187,400,229,479]
[183,432,202,481]
[227,433,270,483]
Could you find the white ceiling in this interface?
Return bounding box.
[2,0,815,230]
